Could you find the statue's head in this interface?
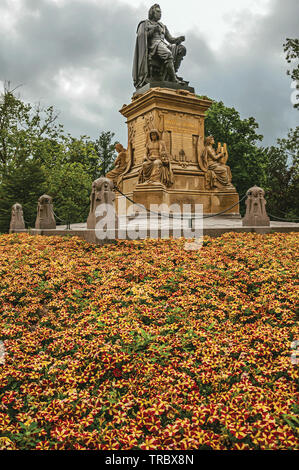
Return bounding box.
[148,4,161,21]
[93,177,114,193]
[176,44,187,58]
[247,185,265,199]
[149,129,159,141]
[12,203,22,213]
[38,194,53,205]
[115,143,124,152]
[205,136,214,146]
[92,177,115,204]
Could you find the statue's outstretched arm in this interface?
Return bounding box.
[165,26,185,45]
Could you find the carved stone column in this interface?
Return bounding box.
[242,186,270,226]
[35,195,56,230]
[9,203,26,233]
[87,177,118,242]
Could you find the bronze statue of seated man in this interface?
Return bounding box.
[133,4,187,88]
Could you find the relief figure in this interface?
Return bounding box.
[138,129,173,187]
[200,136,234,190]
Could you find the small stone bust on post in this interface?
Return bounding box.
[9,203,26,233]
[35,194,56,230]
[242,186,270,226]
[87,177,116,231]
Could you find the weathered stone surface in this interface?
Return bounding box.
[138,129,173,187]
[118,88,240,216]
[133,182,169,210]
[242,186,270,226]
[35,195,56,230]
[134,81,194,96]
[87,177,116,230]
[9,203,26,233]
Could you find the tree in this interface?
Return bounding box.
[45,162,92,225]
[0,85,106,231]
[202,99,266,198]
[0,159,46,233]
[263,127,299,219]
[283,38,299,110]
[93,131,117,176]
[0,82,63,174]
[37,134,100,181]
[63,136,100,181]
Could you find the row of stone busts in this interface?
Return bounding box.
[9,182,270,233]
[9,179,116,234]
[9,195,56,233]
[9,178,115,233]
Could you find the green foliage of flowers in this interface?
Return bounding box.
[0,233,298,450]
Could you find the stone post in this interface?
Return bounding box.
[35,194,56,230]
[9,203,26,233]
[242,186,270,227]
[87,177,118,242]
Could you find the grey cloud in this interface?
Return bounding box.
[2,0,136,76]
[0,0,297,147]
[186,0,298,145]
[0,0,142,142]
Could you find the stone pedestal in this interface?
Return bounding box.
[242,186,270,226]
[133,183,169,210]
[118,87,240,216]
[86,177,118,243]
[9,203,26,233]
[35,195,56,230]
[134,81,195,97]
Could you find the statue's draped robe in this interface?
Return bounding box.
[132,20,179,88]
[133,21,149,89]
[106,151,127,184]
[138,135,173,187]
[161,157,174,187]
[201,146,232,188]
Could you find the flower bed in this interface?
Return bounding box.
[0,232,298,450]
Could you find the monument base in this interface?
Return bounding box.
[118,186,239,216]
[133,182,169,209]
[134,81,195,96]
[9,228,27,234]
[119,87,240,218]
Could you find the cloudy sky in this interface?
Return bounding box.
[0,0,298,146]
